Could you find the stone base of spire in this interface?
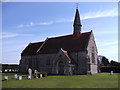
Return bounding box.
[73,31,81,39]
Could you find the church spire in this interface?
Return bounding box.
[73,5,82,38]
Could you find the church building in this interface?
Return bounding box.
[19,7,99,75]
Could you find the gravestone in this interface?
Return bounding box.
[28,75,31,79]
[87,71,92,75]
[28,68,32,76]
[110,70,113,75]
[14,74,18,79]
[40,74,42,78]
[9,69,11,72]
[34,70,38,78]
[19,76,22,80]
[4,76,8,80]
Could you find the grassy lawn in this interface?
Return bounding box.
[2,73,119,88]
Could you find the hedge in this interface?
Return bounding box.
[100,66,120,73]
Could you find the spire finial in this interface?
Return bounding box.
[73,2,82,39]
[76,2,78,9]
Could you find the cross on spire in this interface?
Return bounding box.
[76,2,78,9]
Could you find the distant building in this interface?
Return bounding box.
[19,7,99,75]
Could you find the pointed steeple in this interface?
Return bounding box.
[73,7,82,38]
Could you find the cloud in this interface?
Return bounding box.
[17,7,117,28]
[97,41,118,60]
[95,30,118,35]
[55,7,118,22]
[53,7,118,23]
[17,18,74,28]
[17,24,24,28]
[98,44,118,55]
[97,41,118,47]
[17,21,53,28]
[1,32,32,39]
[39,22,53,25]
[2,32,19,39]
[17,22,34,28]
[55,18,74,23]
[81,7,118,20]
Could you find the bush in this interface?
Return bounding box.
[38,72,47,77]
[100,66,120,73]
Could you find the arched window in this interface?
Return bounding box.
[92,47,95,63]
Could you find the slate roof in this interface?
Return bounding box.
[21,31,91,56]
[37,31,91,54]
[21,42,44,56]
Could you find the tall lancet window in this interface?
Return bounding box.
[92,46,95,63]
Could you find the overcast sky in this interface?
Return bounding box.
[2,2,118,64]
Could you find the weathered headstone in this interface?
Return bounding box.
[40,74,42,78]
[99,70,101,73]
[5,69,7,72]
[12,69,14,72]
[28,68,32,76]
[87,71,91,75]
[34,70,38,78]
[4,76,8,80]
[9,69,11,72]
[28,75,31,79]
[19,76,22,80]
[110,70,113,75]
[14,74,18,79]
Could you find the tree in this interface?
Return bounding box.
[101,56,109,66]
[110,60,120,66]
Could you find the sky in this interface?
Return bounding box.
[2,2,118,64]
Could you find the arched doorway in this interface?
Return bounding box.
[58,61,64,75]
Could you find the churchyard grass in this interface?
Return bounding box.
[2,73,119,88]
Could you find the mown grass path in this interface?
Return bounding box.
[2,73,119,88]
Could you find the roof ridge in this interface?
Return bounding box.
[49,34,73,39]
[61,48,71,61]
[84,31,92,49]
[36,37,49,53]
[31,41,44,44]
[47,31,91,39]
